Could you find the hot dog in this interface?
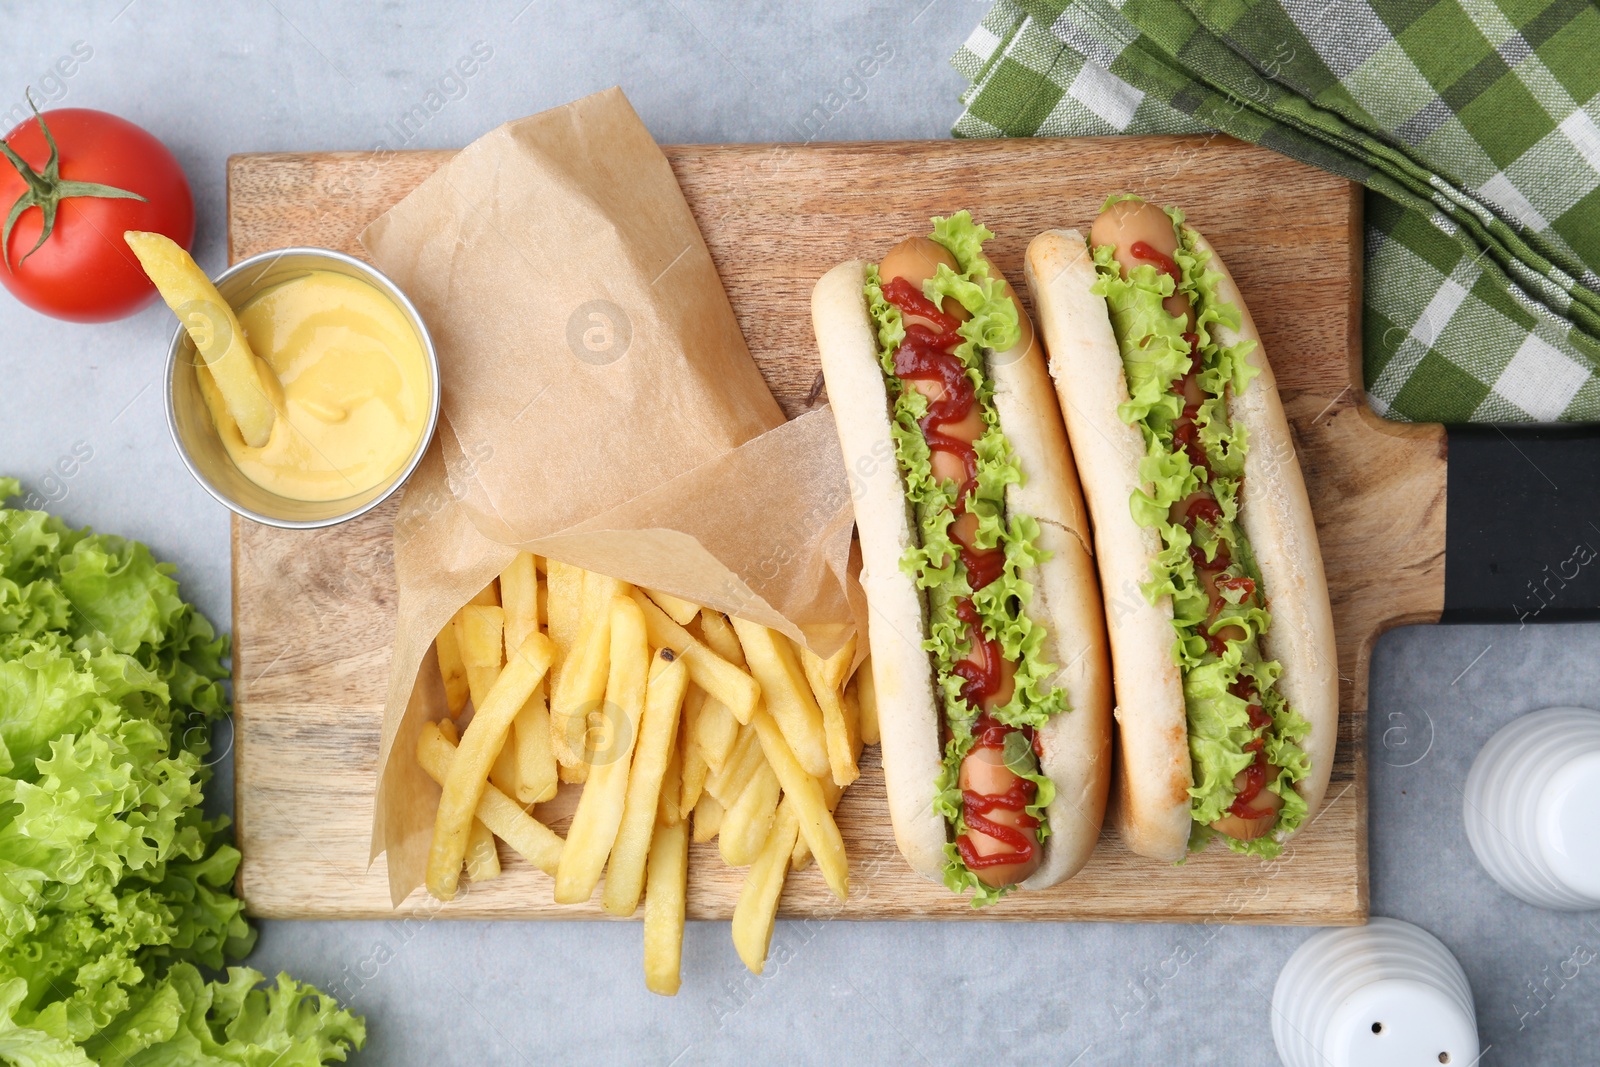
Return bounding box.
[811,212,1112,903]
[1024,198,1338,862]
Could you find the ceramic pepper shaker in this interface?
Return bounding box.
[1272,917,1479,1067]
[1463,706,1600,910]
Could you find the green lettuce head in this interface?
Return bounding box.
[0,477,365,1064]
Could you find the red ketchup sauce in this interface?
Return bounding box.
[1226,739,1272,819]
[1131,240,1182,282]
[951,599,1003,708]
[1224,678,1275,818]
[885,286,1007,595]
[883,277,1036,876]
[956,714,1039,871]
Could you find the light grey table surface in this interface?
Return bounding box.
[3,3,1597,1064]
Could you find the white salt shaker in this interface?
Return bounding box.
[1463,705,1600,910]
[1272,918,1479,1067]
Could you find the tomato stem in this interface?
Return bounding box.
[2,89,147,272]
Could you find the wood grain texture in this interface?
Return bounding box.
[228,137,1445,923]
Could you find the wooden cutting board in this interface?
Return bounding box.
[228,137,1443,924]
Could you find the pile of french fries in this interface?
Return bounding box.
[417,554,879,994]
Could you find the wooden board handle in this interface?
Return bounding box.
[1443,426,1600,624]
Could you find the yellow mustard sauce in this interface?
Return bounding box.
[197,270,429,502]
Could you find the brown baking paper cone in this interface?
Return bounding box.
[361,88,862,905]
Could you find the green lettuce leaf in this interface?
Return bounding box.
[1089,202,1310,856]
[0,479,364,1063]
[83,965,366,1067]
[865,213,1068,904]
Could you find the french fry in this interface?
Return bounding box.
[698,611,745,667]
[553,596,648,904]
[468,580,499,607]
[457,602,518,799]
[705,724,762,805]
[545,560,585,693]
[566,575,633,767]
[423,632,556,899]
[692,792,724,843]
[732,798,800,974]
[455,604,505,711]
[416,722,562,875]
[719,761,780,867]
[123,230,278,447]
[852,658,879,746]
[464,604,512,806]
[512,687,558,805]
[434,621,469,717]
[806,635,857,694]
[642,819,688,996]
[841,684,864,765]
[677,688,709,814]
[818,768,844,810]
[751,708,848,900]
[694,695,740,776]
[500,552,541,655]
[730,619,830,779]
[804,646,860,788]
[489,722,525,803]
[644,588,699,626]
[659,718,684,827]
[436,717,460,745]
[791,770,845,871]
[582,573,632,625]
[464,819,501,882]
[501,556,553,802]
[632,592,760,723]
[549,590,612,768]
[603,651,689,916]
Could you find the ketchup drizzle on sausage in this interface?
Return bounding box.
[883,276,962,335]
[883,276,1036,874]
[1131,240,1182,283]
[893,324,979,481]
[886,294,1008,593]
[1216,574,1257,601]
[956,713,1039,870]
[951,599,1003,708]
[1226,739,1273,820]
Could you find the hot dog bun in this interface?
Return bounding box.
[811,250,1112,890]
[812,259,949,878]
[1024,224,1336,862]
[1023,232,1192,860]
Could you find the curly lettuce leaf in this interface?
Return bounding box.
[83,966,366,1067]
[0,479,363,1063]
[865,213,1068,903]
[1184,657,1257,825]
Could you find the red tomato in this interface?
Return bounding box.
[0,108,194,322]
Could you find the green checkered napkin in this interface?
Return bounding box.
[951,0,1600,423]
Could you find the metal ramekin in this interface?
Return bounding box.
[163,247,440,529]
